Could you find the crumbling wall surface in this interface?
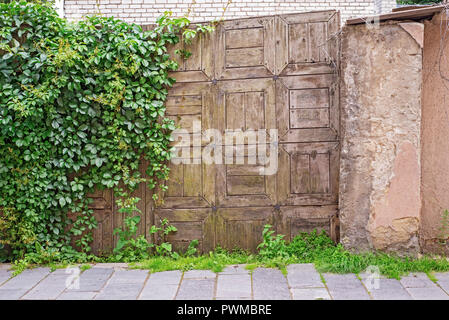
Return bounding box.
[339,22,423,255]
[421,12,449,255]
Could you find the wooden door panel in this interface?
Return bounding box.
[217,78,276,139]
[276,74,339,143]
[154,208,215,253]
[276,11,340,75]
[216,144,276,207]
[167,82,216,147]
[215,17,276,80]
[158,156,215,208]
[277,142,339,206]
[275,205,338,242]
[167,26,214,82]
[215,207,275,252]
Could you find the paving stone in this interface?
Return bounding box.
[287,264,324,289]
[216,297,252,300]
[216,274,251,299]
[95,270,149,300]
[252,268,291,300]
[64,267,113,293]
[435,272,449,294]
[0,270,11,286]
[0,264,11,271]
[0,268,50,300]
[139,271,182,300]
[176,279,215,300]
[400,273,435,288]
[183,270,216,279]
[57,291,97,300]
[364,278,412,300]
[22,269,71,300]
[322,273,370,300]
[291,288,331,300]
[405,287,449,300]
[401,273,449,300]
[220,265,249,275]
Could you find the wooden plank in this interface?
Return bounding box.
[288,23,308,63]
[225,28,264,48]
[225,47,264,68]
[309,22,327,63]
[225,92,245,130]
[289,88,329,109]
[226,175,266,195]
[291,154,310,194]
[290,108,330,128]
[310,153,330,193]
[245,91,265,130]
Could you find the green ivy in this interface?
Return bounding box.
[0,0,212,262]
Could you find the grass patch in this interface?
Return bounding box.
[131,228,449,280]
[8,226,449,279]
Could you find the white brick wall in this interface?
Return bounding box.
[64,0,397,24]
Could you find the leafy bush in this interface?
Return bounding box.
[0,0,211,262]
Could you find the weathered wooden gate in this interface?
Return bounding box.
[89,11,341,254]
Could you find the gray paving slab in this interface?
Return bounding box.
[0,270,11,286]
[216,274,252,299]
[291,288,331,300]
[0,267,50,300]
[435,272,449,294]
[220,265,249,275]
[322,273,371,300]
[405,287,449,300]
[400,273,435,288]
[57,291,97,300]
[252,268,291,300]
[95,269,149,300]
[287,264,324,289]
[0,264,11,271]
[183,270,216,279]
[365,278,412,300]
[139,271,182,300]
[66,267,113,292]
[176,278,215,300]
[400,273,449,300]
[22,269,71,300]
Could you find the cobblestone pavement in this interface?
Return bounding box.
[0,263,448,300]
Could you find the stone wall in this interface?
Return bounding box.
[63,0,395,24]
[339,21,423,255]
[421,12,449,255]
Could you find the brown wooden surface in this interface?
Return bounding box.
[88,11,341,254]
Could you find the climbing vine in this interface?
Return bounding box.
[0,0,212,262]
